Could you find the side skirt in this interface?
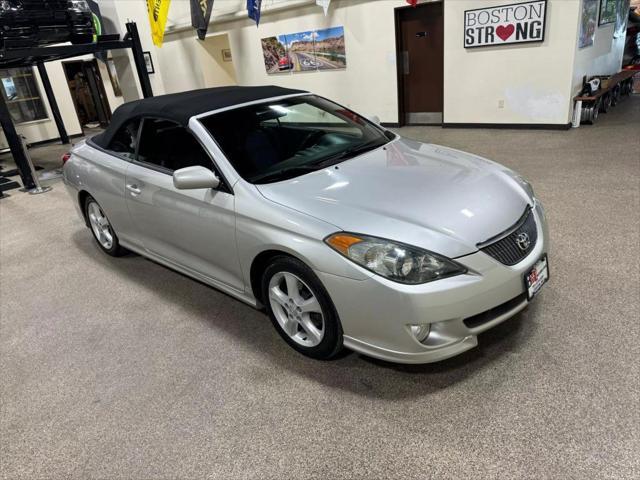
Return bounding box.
[119,240,259,308]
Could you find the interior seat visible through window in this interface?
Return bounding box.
[137,118,214,172]
[106,118,140,160]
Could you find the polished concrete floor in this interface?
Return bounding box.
[1,97,639,479]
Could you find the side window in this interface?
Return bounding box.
[106,119,140,160]
[137,118,213,172]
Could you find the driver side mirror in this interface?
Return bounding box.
[173,166,220,190]
[366,114,381,125]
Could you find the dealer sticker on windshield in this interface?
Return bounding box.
[525,255,549,300]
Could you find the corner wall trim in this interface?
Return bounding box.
[442,122,572,131]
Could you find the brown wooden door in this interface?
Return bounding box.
[397,2,444,125]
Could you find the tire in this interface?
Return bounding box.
[591,101,599,123]
[261,256,343,360]
[611,85,621,105]
[84,195,128,257]
[600,93,612,113]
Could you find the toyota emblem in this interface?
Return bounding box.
[516,232,530,251]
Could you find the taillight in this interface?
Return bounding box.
[61,152,71,165]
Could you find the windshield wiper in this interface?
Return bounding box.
[252,140,387,184]
[252,165,323,184]
[313,139,386,168]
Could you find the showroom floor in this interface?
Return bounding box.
[1,97,639,479]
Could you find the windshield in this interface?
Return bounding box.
[199,95,391,184]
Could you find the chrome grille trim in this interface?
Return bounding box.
[478,207,537,266]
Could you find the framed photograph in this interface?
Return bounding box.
[579,0,598,48]
[261,25,347,75]
[222,49,232,62]
[599,0,617,25]
[143,51,155,74]
[613,0,630,37]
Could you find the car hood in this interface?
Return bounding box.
[256,137,531,258]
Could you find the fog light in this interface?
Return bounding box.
[409,324,430,343]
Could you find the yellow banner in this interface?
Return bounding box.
[147,0,171,47]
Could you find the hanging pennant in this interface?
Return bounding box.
[316,0,331,16]
[247,0,263,26]
[191,0,215,40]
[147,0,171,47]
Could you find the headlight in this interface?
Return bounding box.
[325,233,467,284]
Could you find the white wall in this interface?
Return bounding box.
[2,0,630,148]
[1,62,80,148]
[156,0,587,125]
[141,0,401,123]
[198,34,238,86]
[444,0,581,125]
[571,9,626,95]
[1,55,126,149]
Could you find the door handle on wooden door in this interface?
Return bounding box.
[402,51,410,75]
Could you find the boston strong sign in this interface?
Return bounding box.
[464,0,547,48]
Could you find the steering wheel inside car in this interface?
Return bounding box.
[300,130,326,149]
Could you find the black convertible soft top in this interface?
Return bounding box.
[93,85,307,148]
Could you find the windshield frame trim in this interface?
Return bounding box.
[192,93,311,121]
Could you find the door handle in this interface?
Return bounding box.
[126,184,141,195]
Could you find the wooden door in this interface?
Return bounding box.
[397,2,444,125]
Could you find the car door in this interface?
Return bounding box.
[86,117,141,246]
[124,117,243,291]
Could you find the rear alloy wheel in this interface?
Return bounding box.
[84,196,127,257]
[262,256,343,360]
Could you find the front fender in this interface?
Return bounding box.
[234,182,372,298]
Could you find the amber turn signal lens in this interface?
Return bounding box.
[325,234,363,255]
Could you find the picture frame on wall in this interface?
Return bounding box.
[598,0,617,25]
[613,0,630,37]
[579,0,598,48]
[143,51,155,74]
[106,58,122,97]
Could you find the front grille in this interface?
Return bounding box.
[479,207,537,266]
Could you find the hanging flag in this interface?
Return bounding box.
[247,0,262,26]
[316,0,331,16]
[406,0,418,6]
[147,0,171,47]
[190,0,214,40]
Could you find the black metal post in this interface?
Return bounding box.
[36,62,69,144]
[0,92,37,190]
[126,22,153,98]
[83,62,109,126]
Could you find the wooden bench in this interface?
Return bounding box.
[574,70,637,124]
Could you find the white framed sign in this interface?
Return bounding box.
[464,0,547,49]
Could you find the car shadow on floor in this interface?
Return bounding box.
[71,229,539,400]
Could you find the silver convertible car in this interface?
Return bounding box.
[63,86,549,364]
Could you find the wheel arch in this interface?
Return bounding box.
[250,249,300,305]
[78,190,91,227]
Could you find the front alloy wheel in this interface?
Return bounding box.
[262,256,343,360]
[268,272,325,347]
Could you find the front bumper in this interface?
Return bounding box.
[317,201,549,364]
